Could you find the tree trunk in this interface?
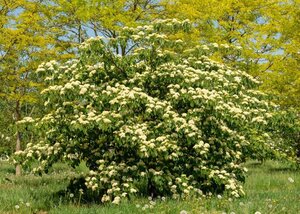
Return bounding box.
[296,134,300,164]
[15,101,22,176]
[15,131,21,176]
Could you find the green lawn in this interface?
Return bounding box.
[0,160,299,214]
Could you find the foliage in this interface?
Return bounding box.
[0,0,64,158]
[39,0,162,48]
[2,0,299,164]
[0,0,163,157]
[0,100,14,154]
[15,19,285,204]
[268,110,300,165]
[163,0,300,163]
[163,0,300,110]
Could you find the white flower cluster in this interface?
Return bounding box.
[0,133,11,143]
[79,36,104,50]
[17,117,35,124]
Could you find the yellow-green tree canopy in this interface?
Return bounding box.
[163,0,300,109]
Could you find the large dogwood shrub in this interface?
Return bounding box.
[17,19,279,203]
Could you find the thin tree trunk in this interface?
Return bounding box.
[15,101,21,176]
[15,131,21,176]
[296,133,300,162]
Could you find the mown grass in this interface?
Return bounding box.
[0,160,299,214]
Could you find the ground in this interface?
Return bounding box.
[0,160,299,214]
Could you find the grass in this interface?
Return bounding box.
[0,160,299,214]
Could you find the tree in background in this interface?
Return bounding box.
[163,0,300,109]
[41,0,163,52]
[0,0,64,175]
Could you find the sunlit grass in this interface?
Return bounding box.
[0,160,299,214]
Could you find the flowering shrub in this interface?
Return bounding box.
[16,19,280,203]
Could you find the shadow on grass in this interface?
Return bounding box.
[245,160,299,172]
[0,162,15,175]
[268,166,298,172]
[246,162,263,167]
[53,176,101,205]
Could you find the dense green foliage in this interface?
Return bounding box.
[14,20,289,204]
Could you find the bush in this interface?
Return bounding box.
[16,19,281,203]
[267,109,300,165]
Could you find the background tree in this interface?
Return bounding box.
[163,0,300,109]
[38,0,162,53]
[0,0,63,175]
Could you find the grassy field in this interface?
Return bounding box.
[0,160,299,214]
